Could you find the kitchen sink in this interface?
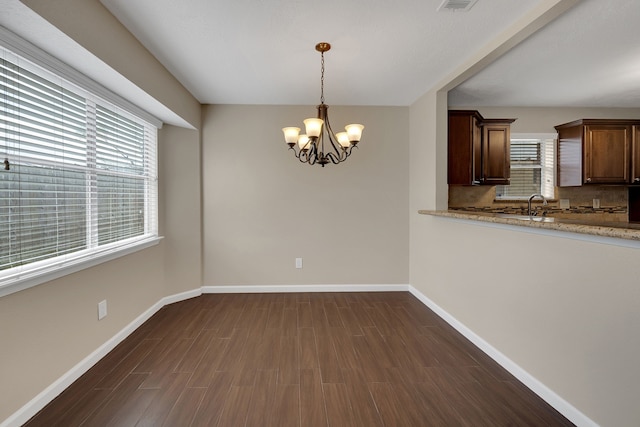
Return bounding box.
[495,214,555,223]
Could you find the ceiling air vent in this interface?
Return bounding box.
[437,0,478,12]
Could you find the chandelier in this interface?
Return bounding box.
[282,42,364,167]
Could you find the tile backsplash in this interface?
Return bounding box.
[449,185,628,222]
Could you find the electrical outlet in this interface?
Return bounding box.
[98,300,107,320]
[593,198,600,209]
[559,199,570,209]
[295,258,303,269]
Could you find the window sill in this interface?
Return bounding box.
[0,236,163,298]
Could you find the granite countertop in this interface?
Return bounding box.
[418,210,640,241]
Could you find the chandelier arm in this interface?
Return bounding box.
[303,143,318,165]
[298,149,309,163]
[310,141,319,164]
[336,147,350,163]
[323,151,343,165]
[292,139,320,164]
[317,133,325,164]
[292,146,309,163]
[338,145,357,162]
[325,144,346,164]
[292,146,314,164]
[289,147,303,160]
[323,117,349,162]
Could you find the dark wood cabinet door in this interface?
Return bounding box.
[583,124,630,184]
[631,126,640,184]
[472,116,483,184]
[448,110,483,185]
[481,121,511,185]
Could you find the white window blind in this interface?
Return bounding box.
[496,135,556,199]
[0,43,158,293]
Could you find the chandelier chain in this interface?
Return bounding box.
[320,51,325,104]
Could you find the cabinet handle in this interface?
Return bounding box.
[635,178,640,183]
[586,177,592,183]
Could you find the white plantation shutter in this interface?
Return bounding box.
[540,136,555,198]
[500,139,541,198]
[495,135,556,199]
[0,42,158,293]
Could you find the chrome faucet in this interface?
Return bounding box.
[528,194,547,216]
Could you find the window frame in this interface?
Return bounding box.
[1,29,162,298]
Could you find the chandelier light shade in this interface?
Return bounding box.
[282,42,364,167]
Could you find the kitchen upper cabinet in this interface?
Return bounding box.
[448,110,515,185]
[632,125,640,184]
[556,119,640,186]
[481,119,513,185]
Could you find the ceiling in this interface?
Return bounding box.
[99,0,640,108]
[2,0,639,112]
[98,0,546,106]
[449,0,640,108]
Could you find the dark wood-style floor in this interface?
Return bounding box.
[25,292,575,426]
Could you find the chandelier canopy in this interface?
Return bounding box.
[282,42,364,167]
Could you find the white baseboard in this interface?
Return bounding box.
[408,285,598,427]
[162,288,202,304]
[202,284,409,294]
[0,288,200,427]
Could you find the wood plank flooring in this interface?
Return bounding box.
[24,292,575,426]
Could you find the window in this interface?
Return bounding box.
[0,41,159,296]
[495,134,556,200]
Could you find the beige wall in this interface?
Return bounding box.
[158,125,203,295]
[202,104,409,287]
[1,1,203,423]
[410,90,448,212]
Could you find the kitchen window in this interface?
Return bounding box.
[0,37,159,297]
[495,134,556,200]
